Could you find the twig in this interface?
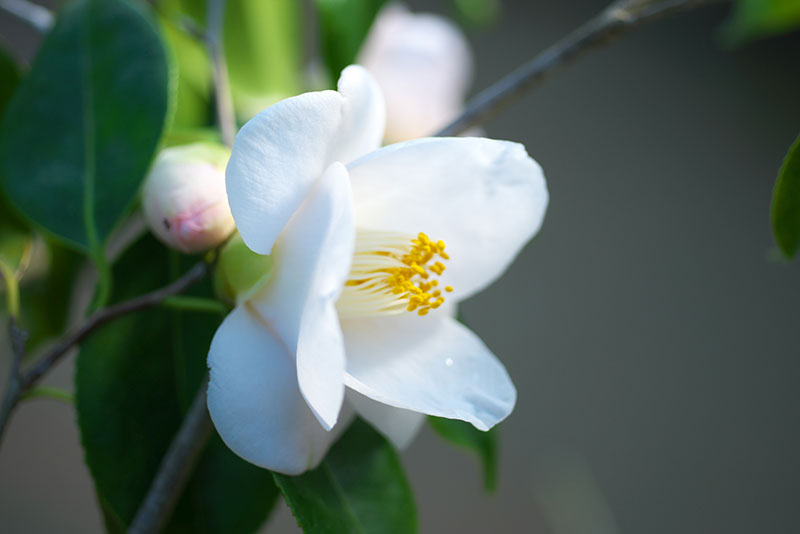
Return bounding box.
[0,319,26,447]
[206,0,235,147]
[125,2,234,530]
[128,376,212,534]
[0,0,53,33]
[0,261,209,447]
[437,0,728,136]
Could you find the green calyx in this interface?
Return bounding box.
[215,233,274,304]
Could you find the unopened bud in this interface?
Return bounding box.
[143,143,234,254]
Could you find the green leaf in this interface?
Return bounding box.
[275,418,418,534]
[720,0,800,45]
[0,45,20,114]
[428,416,498,492]
[314,0,388,84]
[0,0,171,256]
[772,132,800,258]
[76,235,279,533]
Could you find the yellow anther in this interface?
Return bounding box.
[338,230,454,318]
[445,285,454,292]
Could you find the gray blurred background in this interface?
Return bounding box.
[2,0,800,532]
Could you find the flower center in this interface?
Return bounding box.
[336,230,453,318]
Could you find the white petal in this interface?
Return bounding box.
[348,137,548,301]
[346,389,426,450]
[358,4,472,142]
[227,69,384,254]
[207,306,336,475]
[342,313,516,431]
[249,162,355,430]
[334,65,386,163]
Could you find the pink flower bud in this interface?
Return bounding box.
[142,143,234,253]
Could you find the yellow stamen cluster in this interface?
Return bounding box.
[336,230,454,318]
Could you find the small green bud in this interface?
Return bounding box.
[215,233,274,304]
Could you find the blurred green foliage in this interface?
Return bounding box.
[721,0,800,45]
[452,0,501,29]
[771,132,800,258]
[158,0,301,124]
[314,0,388,84]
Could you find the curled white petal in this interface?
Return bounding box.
[342,313,517,431]
[207,306,337,475]
[249,162,355,430]
[227,67,384,255]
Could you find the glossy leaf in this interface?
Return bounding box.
[275,418,418,534]
[772,132,800,258]
[76,235,278,533]
[720,0,800,45]
[0,0,171,254]
[314,0,388,84]
[428,416,498,492]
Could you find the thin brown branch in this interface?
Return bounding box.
[0,319,27,447]
[128,376,212,534]
[436,0,729,137]
[0,261,209,448]
[0,0,53,33]
[206,0,235,147]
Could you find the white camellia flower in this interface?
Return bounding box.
[357,3,473,142]
[207,65,548,475]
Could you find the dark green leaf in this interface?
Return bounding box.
[76,235,278,533]
[428,416,498,492]
[0,0,171,254]
[314,0,388,84]
[275,418,418,534]
[772,132,800,258]
[0,45,20,114]
[720,0,800,45]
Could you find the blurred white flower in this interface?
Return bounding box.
[357,3,473,142]
[142,143,234,254]
[207,66,548,475]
